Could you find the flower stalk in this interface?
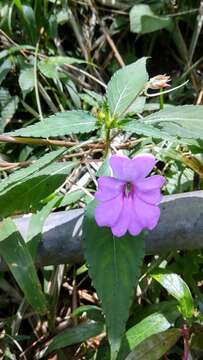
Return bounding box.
[159,88,164,110]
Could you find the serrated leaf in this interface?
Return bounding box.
[143,105,203,141]
[0,161,75,217]
[107,58,148,117]
[144,103,175,112]
[0,87,19,132]
[118,312,171,360]
[125,328,180,360]
[124,96,146,114]
[0,148,66,193]
[38,56,84,79]
[19,67,35,92]
[84,89,103,104]
[130,4,172,34]
[1,96,19,130]
[7,111,98,137]
[123,120,176,141]
[151,271,194,318]
[0,218,47,314]
[38,321,104,358]
[123,119,202,146]
[63,78,81,108]
[83,200,145,360]
[0,59,12,85]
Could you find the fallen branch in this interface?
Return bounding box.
[0,191,203,271]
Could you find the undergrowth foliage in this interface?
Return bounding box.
[0,1,203,359]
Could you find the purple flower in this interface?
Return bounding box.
[95,154,165,237]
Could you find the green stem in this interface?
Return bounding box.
[104,127,111,157]
[159,88,164,110]
[34,30,43,121]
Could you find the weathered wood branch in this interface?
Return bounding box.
[1,191,203,271]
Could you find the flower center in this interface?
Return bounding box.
[124,182,133,197]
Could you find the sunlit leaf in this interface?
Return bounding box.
[130,4,172,34]
[118,312,171,359]
[38,321,104,358]
[0,161,75,217]
[38,56,84,79]
[125,329,180,360]
[0,218,47,314]
[83,200,145,359]
[107,58,148,117]
[19,67,35,93]
[7,111,98,137]
[143,105,203,140]
[151,271,194,318]
[0,148,66,193]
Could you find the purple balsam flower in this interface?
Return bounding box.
[95,154,165,237]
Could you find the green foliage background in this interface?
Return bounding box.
[0,0,203,359]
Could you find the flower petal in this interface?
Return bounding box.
[133,195,160,230]
[132,154,156,180]
[110,154,156,182]
[95,194,123,227]
[110,155,136,182]
[95,176,125,201]
[111,196,132,237]
[135,175,165,205]
[136,175,165,191]
[128,208,143,236]
[136,189,163,205]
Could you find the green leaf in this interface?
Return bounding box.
[151,271,194,318]
[72,305,104,323]
[7,110,98,137]
[107,58,148,117]
[0,148,66,193]
[60,189,84,207]
[72,305,102,317]
[118,312,171,360]
[84,89,103,104]
[144,103,175,112]
[0,50,9,61]
[0,45,35,60]
[0,218,47,314]
[83,200,145,360]
[123,120,176,141]
[27,196,61,258]
[124,96,146,115]
[125,328,180,360]
[19,68,35,93]
[132,300,179,325]
[130,4,172,34]
[38,56,84,79]
[0,87,19,133]
[0,161,75,217]
[56,9,70,24]
[0,59,12,85]
[96,157,112,177]
[14,1,37,44]
[143,105,203,141]
[39,321,104,358]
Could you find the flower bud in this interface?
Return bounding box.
[147,74,171,90]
